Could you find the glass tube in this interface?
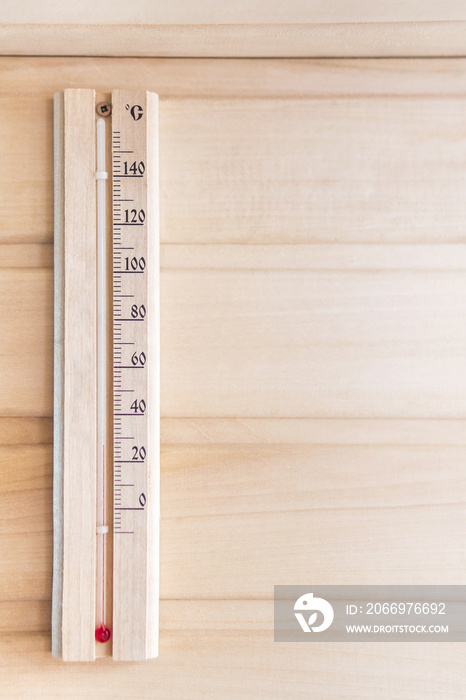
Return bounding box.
[95,117,110,641]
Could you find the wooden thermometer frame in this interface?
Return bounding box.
[53,89,159,662]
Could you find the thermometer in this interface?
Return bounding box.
[52,89,159,662]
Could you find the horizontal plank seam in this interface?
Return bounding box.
[2,441,466,447]
[4,415,466,420]
[3,53,466,61]
[160,503,466,520]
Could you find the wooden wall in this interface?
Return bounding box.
[1,57,465,698]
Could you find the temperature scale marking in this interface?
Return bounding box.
[112,90,159,661]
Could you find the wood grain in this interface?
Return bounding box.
[3,264,466,418]
[0,417,52,444]
[1,437,464,603]
[111,89,160,661]
[2,22,466,58]
[0,55,465,694]
[0,244,53,268]
[0,419,464,691]
[1,627,465,700]
[53,90,97,661]
[161,268,466,418]
[3,0,466,24]
[5,57,466,98]
[5,415,466,448]
[0,269,52,416]
[159,97,466,244]
[160,244,466,270]
[8,242,466,271]
[3,75,466,244]
[159,417,466,446]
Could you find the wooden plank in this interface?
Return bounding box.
[160,417,466,446]
[159,97,466,244]
[0,93,51,244]
[0,444,51,604]
[0,627,466,700]
[3,90,466,245]
[0,445,51,495]
[5,57,466,98]
[2,22,466,58]
[111,89,160,661]
[0,244,53,268]
[0,532,51,601]
[0,601,51,633]
[146,91,161,663]
[161,509,465,598]
[161,269,466,418]
[161,443,466,517]
[0,417,52,444]
[160,244,466,270]
[3,1,466,24]
[52,89,96,661]
[0,269,52,416]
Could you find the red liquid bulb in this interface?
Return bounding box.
[95,624,111,643]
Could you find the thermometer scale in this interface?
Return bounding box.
[111,90,159,661]
[52,89,159,662]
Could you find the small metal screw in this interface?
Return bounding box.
[96,102,112,117]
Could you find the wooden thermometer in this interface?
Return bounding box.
[53,89,159,662]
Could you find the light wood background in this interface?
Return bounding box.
[3,2,466,57]
[4,0,466,23]
[1,57,466,698]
